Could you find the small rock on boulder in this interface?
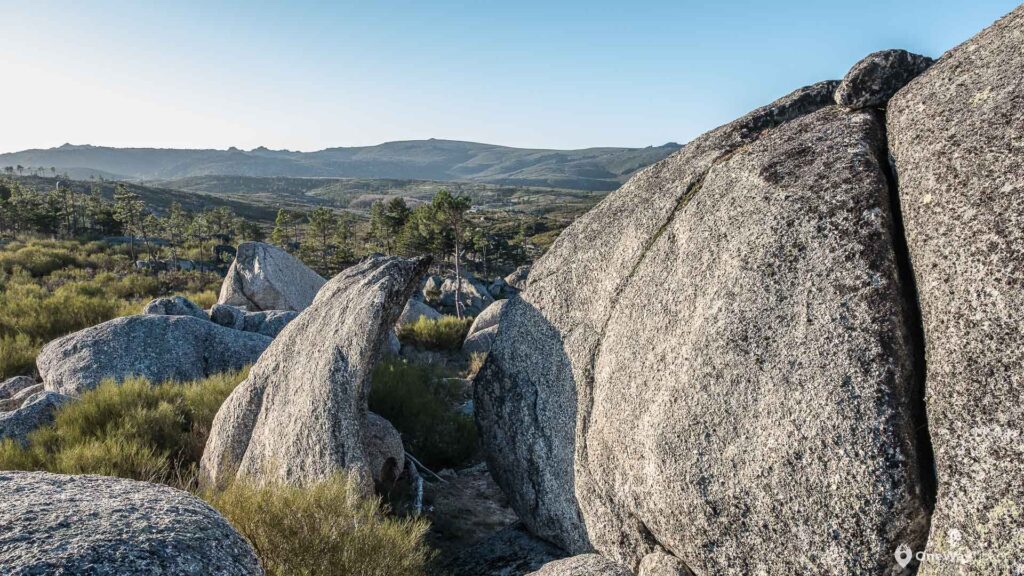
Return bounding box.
[142,295,209,321]
[529,554,633,576]
[0,376,37,401]
[505,265,531,291]
[201,256,429,492]
[38,315,271,396]
[218,241,326,312]
[0,471,262,575]
[0,391,71,445]
[0,383,43,412]
[834,49,933,110]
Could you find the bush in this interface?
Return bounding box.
[206,475,433,576]
[370,359,477,469]
[0,370,246,485]
[0,245,81,276]
[0,334,38,380]
[396,316,473,351]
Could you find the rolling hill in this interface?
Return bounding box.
[0,140,681,192]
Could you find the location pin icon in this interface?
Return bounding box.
[895,544,913,568]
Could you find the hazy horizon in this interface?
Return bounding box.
[1,0,1018,154]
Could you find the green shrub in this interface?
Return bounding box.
[396,316,473,350]
[0,245,81,276]
[370,359,477,469]
[206,475,433,576]
[0,334,39,380]
[0,370,246,485]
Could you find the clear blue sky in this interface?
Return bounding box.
[0,0,1018,152]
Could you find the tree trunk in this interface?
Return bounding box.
[454,240,464,319]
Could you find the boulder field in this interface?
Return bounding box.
[476,6,1024,576]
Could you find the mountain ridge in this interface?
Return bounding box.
[0,139,682,192]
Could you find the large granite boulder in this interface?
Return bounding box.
[438,273,495,316]
[38,315,271,396]
[218,241,326,312]
[463,299,507,354]
[0,471,262,575]
[529,554,632,576]
[835,49,933,110]
[0,391,71,445]
[201,256,429,492]
[477,81,932,574]
[397,299,442,327]
[887,6,1024,573]
[142,295,209,321]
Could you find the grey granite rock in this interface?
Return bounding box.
[463,300,507,355]
[218,241,326,311]
[0,383,43,411]
[505,265,531,291]
[211,304,297,338]
[638,551,694,576]
[0,471,262,575]
[835,49,933,110]
[0,376,37,401]
[210,303,246,330]
[476,80,842,557]
[142,295,209,321]
[0,391,71,445]
[438,273,494,316]
[397,299,442,327]
[528,554,633,576]
[888,6,1024,574]
[201,256,429,492]
[38,315,271,396]
[365,411,405,486]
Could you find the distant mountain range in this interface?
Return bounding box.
[0,140,682,191]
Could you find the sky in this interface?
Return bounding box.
[0,0,1018,153]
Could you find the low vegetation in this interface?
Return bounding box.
[396,316,473,351]
[370,358,477,469]
[207,475,433,576]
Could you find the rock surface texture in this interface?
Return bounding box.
[38,315,271,396]
[528,554,633,576]
[201,256,429,492]
[142,295,209,320]
[463,300,507,354]
[505,265,531,291]
[0,391,70,445]
[398,299,443,327]
[477,79,933,574]
[432,524,567,576]
[835,49,933,110]
[0,376,38,401]
[439,273,495,316]
[0,383,43,412]
[0,471,262,575]
[888,6,1024,573]
[218,241,326,311]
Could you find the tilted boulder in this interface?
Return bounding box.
[529,554,633,576]
[0,471,262,575]
[142,295,209,320]
[0,391,71,445]
[201,256,429,492]
[38,315,271,396]
[218,241,326,311]
[477,80,932,574]
[835,49,933,110]
[887,6,1024,572]
[0,376,37,401]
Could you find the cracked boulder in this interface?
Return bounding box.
[835,49,933,110]
[888,5,1024,573]
[218,241,326,312]
[38,315,271,396]
[0,471,262,575]
[201,256,429,493]
[477,81,931,574]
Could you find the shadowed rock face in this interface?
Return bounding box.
[477,78,932,573]
[0,391,71,445]
[888,6,1024,573]
[218,241,326,312]
[37,315,271,396]
[835,49,933,110]
[0,471,262,575]
[201,256,429,492]
[476,80,844,557]
[528,554,632,576]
